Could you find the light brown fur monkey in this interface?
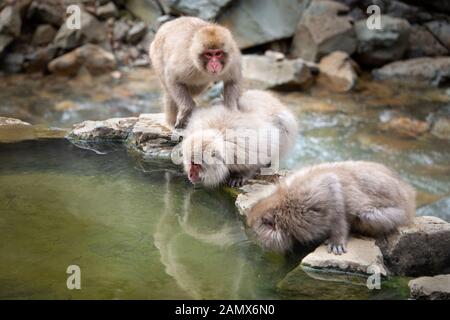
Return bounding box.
[182,90,298,187]
[247,161,416,255]
[150,17,242,129]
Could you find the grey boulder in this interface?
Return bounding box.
[291,0,356,61]
[354,15,410,67]
[163,0,232,21]
[0,5,21,37]
[48,44,116,76]
[242,54,314,89]
[218,0,308,49]
[53,10,107,50]
[32,24,57,46]
[372,57,450,86]
[376,216,450,276]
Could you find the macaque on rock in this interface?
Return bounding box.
[246,161,416,254]
[150,17,242,129]
[182,90,299,188]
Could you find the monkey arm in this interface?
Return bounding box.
[167,79,197,129]
[223,80,241,110]
[322,174,349,255]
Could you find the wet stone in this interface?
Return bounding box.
[68,117,138,141]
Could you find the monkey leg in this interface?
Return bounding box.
[326,217,349,255]
[224,80,240,110]
[354,207,408,236]
[175,105,194,129]
[166,82,197,129]
[320,174,348,255]
[163,94,178,127]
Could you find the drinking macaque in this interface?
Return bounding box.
[246,161,416,254]
[149,17,242,129]
[182,90,298,187]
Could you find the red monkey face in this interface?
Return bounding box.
[203,49,224,74]
[188,163,202,184]
[190,25,232,76]
[182,130,230,187]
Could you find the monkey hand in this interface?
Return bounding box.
[171,128,184,142]
[174,108,194,129]
[174,120,187,130]
[325,239,347,255]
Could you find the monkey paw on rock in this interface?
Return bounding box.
[325,239,347,255]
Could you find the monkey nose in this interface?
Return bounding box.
[210,62,221,73]
[189,172,200,183]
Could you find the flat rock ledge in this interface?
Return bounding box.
[0,117,31,126]
[128,113,177,158]
[409,274,450,300]
[68,117,138,141]
[67,114,177,158]
[301,237,388,277]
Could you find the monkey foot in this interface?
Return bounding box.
[326,241,347,255]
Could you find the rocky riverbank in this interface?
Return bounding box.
[0,0,449,89]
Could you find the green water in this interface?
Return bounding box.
[0,139,410,299]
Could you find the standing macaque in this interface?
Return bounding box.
[182,90,298,187]
[149,17,242,129]
[246,161,416,254]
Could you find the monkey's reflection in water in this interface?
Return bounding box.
[153,172,261,299]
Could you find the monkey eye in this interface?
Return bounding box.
[204,50,224,59]
[310,206,321,213]
[261,216,275,229]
